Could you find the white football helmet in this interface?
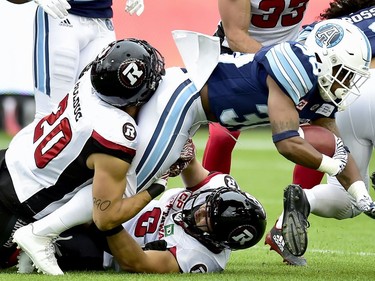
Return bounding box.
[304,19,371,110]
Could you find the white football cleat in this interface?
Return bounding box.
[13,224,64,275]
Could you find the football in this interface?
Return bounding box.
[299,125,336,157]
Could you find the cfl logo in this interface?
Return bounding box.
[121,60,145,88]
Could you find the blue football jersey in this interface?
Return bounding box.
[207,41,336,131]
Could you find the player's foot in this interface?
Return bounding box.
[282,184,310,257]
[16,250,34,274]
[12,224,64,275]
[265,224,307,266]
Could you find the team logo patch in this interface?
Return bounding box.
[190,264,208,273]
[223,175,239,189]
[164,224,174,237]
[229,225,255,248]
[118,59,146,89]
[314,23,344,48]
[122,122,137,141]
[296,99,308,110]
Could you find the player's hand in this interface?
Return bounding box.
[169,138,196,177]
[125,0,144,16]
[357,196,375,219]
[332,136,349,175]
[34,0,71,19]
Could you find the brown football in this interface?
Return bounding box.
[299,125,335,157]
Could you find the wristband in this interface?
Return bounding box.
[147,182,165,199]
[272,130,299,143]
[102,225,124,236]
[317,154,340,176]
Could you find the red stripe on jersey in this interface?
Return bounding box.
[91,130,136,157]
[169,246,177,258]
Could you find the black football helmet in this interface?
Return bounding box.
[91,38,165,107]
[181,187,267,253]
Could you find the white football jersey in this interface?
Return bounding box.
[220,0,310,49]
[5,71,138,219]
[105,173,243,273]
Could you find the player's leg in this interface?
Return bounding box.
[77,17,116,74]
[13,185,93,275]
[202,123,240,174]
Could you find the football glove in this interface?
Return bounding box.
[357,196,375,219]
[125,0,144,16]
[169,138,196,177]
[332,136,349,175]
[34,0,71,19]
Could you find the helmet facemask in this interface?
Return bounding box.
[317,54,370,111]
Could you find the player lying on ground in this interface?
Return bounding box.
[14,156,267,274]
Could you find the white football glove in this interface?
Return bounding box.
[317,135,349,176]
[125,0,144,16]
[357,196,375,218]
[347,181,375,219]
[34,0,71,19]
[332,135,349,175]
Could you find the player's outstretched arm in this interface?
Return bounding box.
[107,229,180,273]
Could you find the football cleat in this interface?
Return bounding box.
[282,184,310,257]
[265,224,307,266]
[16,250,34,274]
[12,224,68,275]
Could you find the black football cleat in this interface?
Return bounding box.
[282,184,310,257]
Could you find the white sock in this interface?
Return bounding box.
[275,212,284,229]
[32,186,93,236]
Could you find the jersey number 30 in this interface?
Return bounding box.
[33,95,72,168]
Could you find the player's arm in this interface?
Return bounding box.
[180,158,210,188]
[87,153,152,231]
[267,76,324,169]
[218,0,262,53]
[107,229,180,273]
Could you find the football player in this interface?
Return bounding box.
[203,0,312,175]
[9,0,144,123]
[28,158,267,274]
[265,0,375,265]
[11,19,375,275]
[0,38,165,274]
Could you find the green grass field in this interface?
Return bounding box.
[1,127,374,280]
